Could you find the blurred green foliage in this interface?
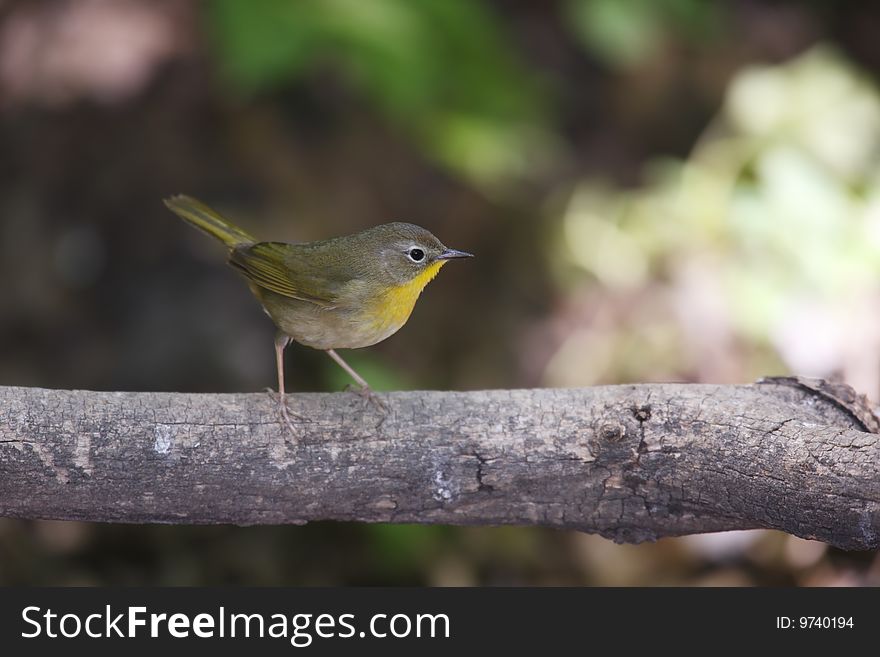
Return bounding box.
[564,0,720,67]
[551,47,880,390]
[208,0,551,185]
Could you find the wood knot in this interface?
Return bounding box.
[600,422,626,442]
[633,405,651,422]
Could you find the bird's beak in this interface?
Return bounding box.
[437,248,474,260]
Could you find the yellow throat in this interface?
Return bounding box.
[374,260,447,329]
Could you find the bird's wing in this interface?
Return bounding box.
[228,242,341,308]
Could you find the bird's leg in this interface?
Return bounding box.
[326,348,370,388]
[325,349,389,413]
[269,332,300,431]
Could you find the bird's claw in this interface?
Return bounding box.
[265,388,302,437]
[345,383,390,414]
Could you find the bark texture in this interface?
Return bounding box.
[1,378,878,549]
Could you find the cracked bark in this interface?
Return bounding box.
[0,378,878,550]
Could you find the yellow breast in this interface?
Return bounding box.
[371,260,447,331]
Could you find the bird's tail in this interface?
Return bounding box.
[164,195,256,248]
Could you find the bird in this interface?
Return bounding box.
[164,195,473,427]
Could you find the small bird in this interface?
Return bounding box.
[164,195,472,425]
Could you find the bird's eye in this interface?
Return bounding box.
[407,248,425,262]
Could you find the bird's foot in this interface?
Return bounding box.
[345,383,390,414]
[265,388,303,437]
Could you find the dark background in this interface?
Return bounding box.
[2,0,879,585]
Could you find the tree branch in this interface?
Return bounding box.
[1,380,878,550]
